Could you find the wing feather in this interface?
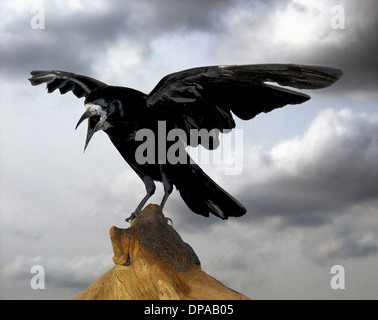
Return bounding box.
[147,64,342,129]
[28,70,106,98]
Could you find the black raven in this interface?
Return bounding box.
[29,64,342,221]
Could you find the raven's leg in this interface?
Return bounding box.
[126,176,156,222]
[160,165,173,210]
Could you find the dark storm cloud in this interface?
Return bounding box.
[1,7,117,77]
[311,1,378,94]
[277,0,378,94]
[237,109,378,226]
[0,0,234,79]
[2,0,377,95]
[1,1,134,77]
[341,1,378,92]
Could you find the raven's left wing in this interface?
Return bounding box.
[146,64,342,148]
[28,70,107,98]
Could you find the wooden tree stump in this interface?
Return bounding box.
[75,204,250,300]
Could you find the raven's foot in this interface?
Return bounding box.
[166,217,173,226]
[125,210,139,223]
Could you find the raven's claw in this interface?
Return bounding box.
[125,211,138,223]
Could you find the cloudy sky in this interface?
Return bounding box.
[1,0,377,300]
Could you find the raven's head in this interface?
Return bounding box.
[76,94,115,152]
[75,87,136,151]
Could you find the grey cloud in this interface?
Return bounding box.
[3,0,377,97]
[125,0,232,34]
[2,254,112,297]
[332,1,378,92]
[0,0,234,79]
[1,2,129,77]
[302,213,378,263]
[238,109,378,226]
[283,0,378,94]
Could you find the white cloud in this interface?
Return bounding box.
[212,0,347,63]
[269,108,378,177]
[93,38,146,86]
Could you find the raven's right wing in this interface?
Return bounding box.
[28,70,107,98]
[147,64,343,131]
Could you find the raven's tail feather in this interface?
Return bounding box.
[174,164,246,219]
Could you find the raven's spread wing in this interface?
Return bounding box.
[147,64,342,147]
[28,70,107,98]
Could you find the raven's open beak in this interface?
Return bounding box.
[75,106,102,152]
[83,121,96,152]
[75,109,92,130]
